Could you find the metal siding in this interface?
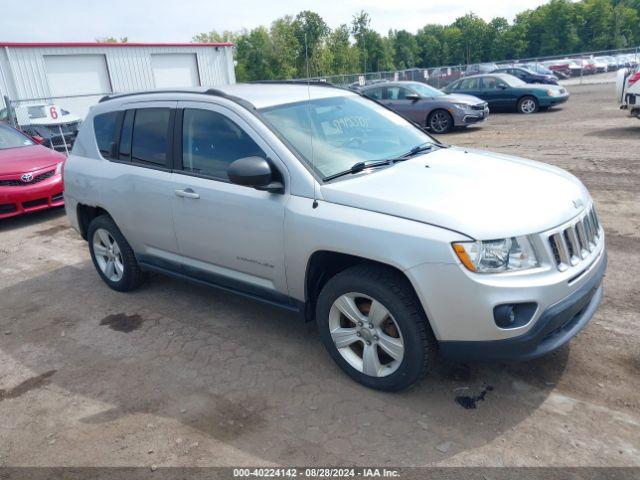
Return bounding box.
[2,44,235,106]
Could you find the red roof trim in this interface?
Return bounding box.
[0,42,234,48]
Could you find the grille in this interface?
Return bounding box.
[471,103,487,110]
[22,198,48,209]
[0,203,17,214]
[0,170,56,187]
[548,207,601,271]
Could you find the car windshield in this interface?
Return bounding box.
[501,75,527,87]
[408,83,445,97]
[260,95,436,180]
[0,125,35,150]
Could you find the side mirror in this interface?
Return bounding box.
[228,156,284,193]
[405,93,420,101]
[497,84,508,90]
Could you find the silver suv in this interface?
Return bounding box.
[65,83,606,391]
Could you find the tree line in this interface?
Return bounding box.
[193,0,640,81]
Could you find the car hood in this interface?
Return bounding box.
[320,147,590,239]
[0,145,65,176]
[440,93,486,105]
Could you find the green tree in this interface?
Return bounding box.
[390,29,419,69]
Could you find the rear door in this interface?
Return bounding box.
[94,102,180,260]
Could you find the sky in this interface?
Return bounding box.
[2,0,553,43]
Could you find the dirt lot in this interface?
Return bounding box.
[0,82,638,469]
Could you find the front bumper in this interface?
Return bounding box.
[438,251,606,362]
[0,174,64,219]
[453,107,490,126]
[540,94,569,107]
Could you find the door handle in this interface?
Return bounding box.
[175,188,200,199]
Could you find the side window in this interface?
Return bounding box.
[365,87,383,100]
[458,78,479,90]
[385,87,409,100]
[131,108,172,167]
[482,76,503,89]
[181,109,266,181]
[93,111,119,159]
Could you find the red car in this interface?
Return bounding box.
[0,123,66,219]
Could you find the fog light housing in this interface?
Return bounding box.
[493,302,537,329]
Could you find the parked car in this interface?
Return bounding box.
[597,56,619,71]
[617,66,640,119]
[591,57,608,73]
[360,81,489,133]
[442,74,569,113]
[0,123,66,219]
[540,60,572,79]
[519,63,562,78]
[492,66,559,85]
[465,63,498,76]
[0,103,81,153]
[64,84,606,391]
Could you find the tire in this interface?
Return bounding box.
[315,264,437,391]
[517,96,539,114]
[427,109,454,134]
[87,215,144,292]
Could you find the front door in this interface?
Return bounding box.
[171,102,289,303]
[381,86,424,123]
[480,76,514,109]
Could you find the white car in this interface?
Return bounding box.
[617,67,640,119]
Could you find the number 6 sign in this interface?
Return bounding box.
[49,106,58,120]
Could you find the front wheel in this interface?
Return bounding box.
[428,109,454,134]
[517,96,539,114]
[316,264,437,391]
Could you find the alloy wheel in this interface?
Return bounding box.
[328,292,405,377]
[430,111,451,133]
[93,228,124,282]
[520,98,537,114]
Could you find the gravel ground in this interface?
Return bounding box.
[0,82,638,469]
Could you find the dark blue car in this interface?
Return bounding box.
[492,67,559,85]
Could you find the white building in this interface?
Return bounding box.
[0,42,236,118]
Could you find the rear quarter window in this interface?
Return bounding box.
[93,112,119,159]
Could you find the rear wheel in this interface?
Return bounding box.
[428,109,454,134]
[88,215,144,292]
[316,264,437,391]
[517,96,539,114]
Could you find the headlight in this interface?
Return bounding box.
[547,89,556,97]
[453,103,471,110]
[55,162,64,175]
[452,236,539,273]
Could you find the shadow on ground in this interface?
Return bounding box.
[0,260,568,465]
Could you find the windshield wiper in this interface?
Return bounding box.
[322,143,442,182]
[400,142,437,158]
[322,160,392,182]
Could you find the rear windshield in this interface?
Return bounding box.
[0,124,34,150]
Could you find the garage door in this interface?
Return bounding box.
[151,53,200,88]
[44,54,112,96]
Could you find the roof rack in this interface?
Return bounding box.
[99,88,232,103]
[249,79,338,87]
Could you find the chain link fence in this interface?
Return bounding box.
[307,47,640,90]
[2,93,108,156]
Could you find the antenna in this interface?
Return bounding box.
[304,33,319,209]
